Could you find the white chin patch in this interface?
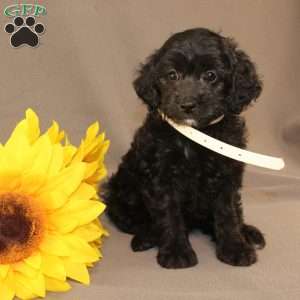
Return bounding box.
[183,119,198,127]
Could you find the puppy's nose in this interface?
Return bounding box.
[180,102,196,113]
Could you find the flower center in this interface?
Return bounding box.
[0,193,45,264]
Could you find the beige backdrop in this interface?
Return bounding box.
[0,1,299,299]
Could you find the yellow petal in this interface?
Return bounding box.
[91,240,103,252]
[72,222,106,242]
[49,182,97,226]
[25,135,53,177]
[47,121,65,144]
[14,271,45,298]
[71,123,106,164]
[85,139,110,163]
[1,269,16,300]
[15,281,37,300]
[86,122,99,142]
[97,140,110,160]
[76,200,106,226]
[4,130,31,171]
[64,260,90,285]
[86,167,107,186]
[89,244,102,259]
[25,108,40,144]
[47,144,64,178]
[72,145,85,163]
[64,235,99,263]
[48,214,79,234]
[41,254,66,281]
[39,233,70,256]
[48,184,98,233]
[0,172,21,192]
[57,200,105,227]
[94,218,109,235]
[11,135,53,194]
[12,261,37,278]
[0,280,15,300]
[41,162,86,195]
[0,265,10,279]
[39,162,86,210]
[46,121,59,142]
[45,277,71,292]
[63,144,77,166]
[68,182,97,203]
[55,185,98,212]
[18,173,47,195]
[58,131,65,142]
[5,117,29,148]
[24,252,42,269]
[84,161,99,179]
[3,109,41,170]
[30,272,46,298]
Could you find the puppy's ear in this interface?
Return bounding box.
[133,52,160,110]
[226,40,263,114]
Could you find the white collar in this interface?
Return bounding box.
[160,112,285,171]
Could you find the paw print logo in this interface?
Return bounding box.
[4,16,45,48]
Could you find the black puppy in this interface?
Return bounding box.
[104,28,265,269]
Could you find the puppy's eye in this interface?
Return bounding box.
[167,70,180,81]
[203,70,217,83]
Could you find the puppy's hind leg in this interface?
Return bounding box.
[105,201,138,234]
[242,224,266,250]
[103,179,149,235]
[131,224,158,252]
[234,194,266,250]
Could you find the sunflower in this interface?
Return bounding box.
[0,109,109,300]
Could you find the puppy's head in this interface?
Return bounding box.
[134,28,262,128]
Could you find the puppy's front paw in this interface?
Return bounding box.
[217,238,257,266]
[157,245,198,269]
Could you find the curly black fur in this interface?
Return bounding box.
[103,28,265,269]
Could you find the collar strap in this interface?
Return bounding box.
[161,113,285,171]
